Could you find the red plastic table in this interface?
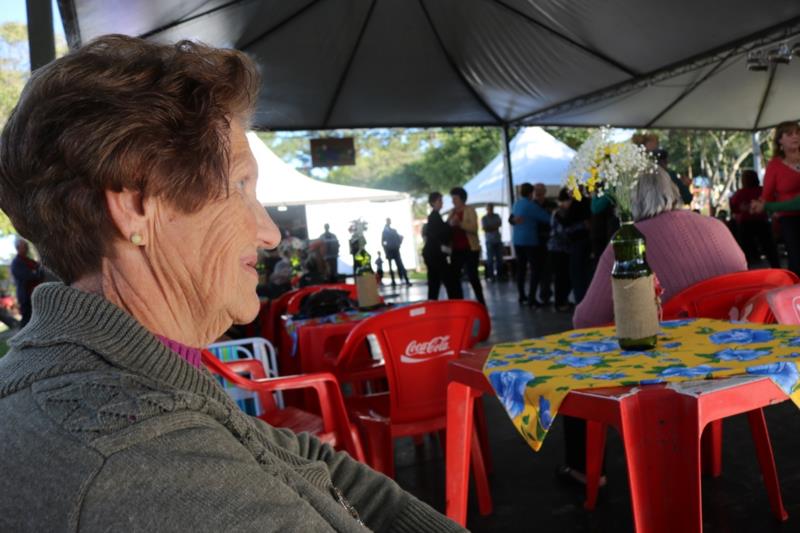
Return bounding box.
[445,352,789,532]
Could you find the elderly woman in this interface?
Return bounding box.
[0,36,461,532]
[573,168,746,329]
[561,168,747,486]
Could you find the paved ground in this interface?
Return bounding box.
[381,278,800,533]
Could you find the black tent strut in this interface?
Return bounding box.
[322,0,378,128]
[489,0,638,77]
[514,15,800,126]
[416,0,503,124]
[753,64,777,131]
[239,0,323,52]
[644,53,736,129]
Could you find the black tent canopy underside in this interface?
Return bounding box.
[59,0,800,131]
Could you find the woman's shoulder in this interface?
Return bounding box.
[638,210,727,236]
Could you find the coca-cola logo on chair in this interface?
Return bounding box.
[400,335,454,363]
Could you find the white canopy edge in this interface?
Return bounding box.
[248,132,408,207]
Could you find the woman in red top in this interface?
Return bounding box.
[762,121,800,276]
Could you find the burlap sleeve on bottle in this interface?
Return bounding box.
[612,274,660,340]
[356,274,381,308]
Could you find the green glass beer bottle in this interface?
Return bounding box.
[611,215,658,350]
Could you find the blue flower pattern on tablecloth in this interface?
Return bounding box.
[569,339,619,353]
[572,372,628,381]
[659,365,731,378]
[485,359,510,368]
[489,369,534,418]
[715,348,772,361]
[746,362,800,394]
[558,355,603,368]
[538,396,553,430]
[709,328,774,345]
[661,319,696,328]
[620,350,659,357]
[482,318,800,453]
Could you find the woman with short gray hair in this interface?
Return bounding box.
[574,168,746,328]
[561,167,747,488]
[631,168,683,221]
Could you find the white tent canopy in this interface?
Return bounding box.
[247,132,407,207]
[443,127,574,210]
[246,133,417,271]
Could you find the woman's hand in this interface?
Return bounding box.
[750,199,766,214]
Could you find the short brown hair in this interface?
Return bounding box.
[0,35,260,283]
[773,121,800,159]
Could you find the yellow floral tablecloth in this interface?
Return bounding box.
[483,318,800,451]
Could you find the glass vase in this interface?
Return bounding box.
[611,214,659,350]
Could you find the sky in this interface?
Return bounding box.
[0,0,64,35]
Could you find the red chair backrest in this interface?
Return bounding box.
[286,284,359,315]
[263,289,299,342]
[661,269,799,321]
[766,284,800,325]
[336,300,490,424]
[202,353,278,413]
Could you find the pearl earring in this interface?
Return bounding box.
[130,233,143,246]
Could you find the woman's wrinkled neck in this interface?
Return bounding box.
[71,256,228,348]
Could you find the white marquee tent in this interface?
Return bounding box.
[247,133,417,273]
[443,127,574,211]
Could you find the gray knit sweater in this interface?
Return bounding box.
[0,283,465,532]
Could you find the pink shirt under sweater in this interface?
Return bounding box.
[573,210,747,329]
[156,335,202,368]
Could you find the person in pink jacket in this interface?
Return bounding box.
[573,169,747,329]
[561,169,746,487]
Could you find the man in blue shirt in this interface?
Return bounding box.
[511,183,552,305]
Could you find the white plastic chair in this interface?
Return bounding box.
[207,337,284,410]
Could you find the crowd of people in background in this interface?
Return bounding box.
[417,121,800,316]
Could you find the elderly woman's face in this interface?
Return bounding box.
[149,121,279,324]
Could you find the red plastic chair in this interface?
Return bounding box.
[660,269,798,473]
[285,283,383,316]
[333,300,493,513]
[767,284,800,324]
[583,270,799,523]
[661,269,799,321]
[201,350,365,462]
[261,288,298,343]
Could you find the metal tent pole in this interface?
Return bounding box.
[501,125,515,269]
[752,131,764,177]
[26,0,56,71]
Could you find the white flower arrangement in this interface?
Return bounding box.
[565,127,657,217]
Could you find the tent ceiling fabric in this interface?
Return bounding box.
[61,0,800,130]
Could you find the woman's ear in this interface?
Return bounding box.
[105,188,147,245]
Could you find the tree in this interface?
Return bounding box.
[0,22,29,130]
[656,129,763,212]
[0,22,30,237]
[258,127,501,196]
[544,127,592,150]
